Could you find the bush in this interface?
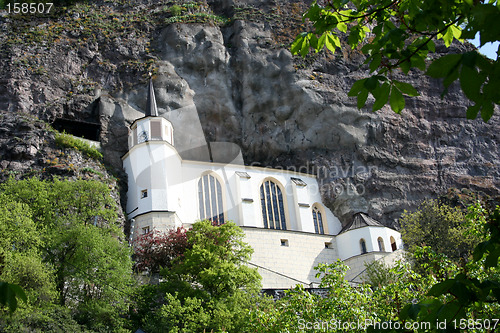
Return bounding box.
[0,305,85,332]
[169,4,182,16]
[400,199,482,263]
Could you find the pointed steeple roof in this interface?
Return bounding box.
[340,212,384,233]
[145,77,158,117]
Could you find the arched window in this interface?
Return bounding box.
[312,205,325,234]
[260,179,287,230]
[377,237,385,252]
[360,239,367,254]
[198,173,225,225]
[390,236,397,252]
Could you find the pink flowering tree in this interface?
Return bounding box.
[133,227,190,274]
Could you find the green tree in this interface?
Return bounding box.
[400,199,482,263]
[0,193,51,311]
[0,177,133,332]
[133,220,262,333]
[399,205,500,331]
[292,0,499,121]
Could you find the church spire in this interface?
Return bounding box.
[146,76,158,117]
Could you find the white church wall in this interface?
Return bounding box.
[177,160,343,236]
[122,141,182,219]
[336,226,403,260]
[242,227,339,289]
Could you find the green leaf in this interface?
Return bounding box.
[427,39,436,52]
[317,33,326,50]
[357,89,369,109]
[462,51,477,67]
[466,104,481,119]
[390,86,405,113]
[0,282,27,313]
[427,279,455,297]
[337,22,347,33]
[426,54,462,78]
[411,54,427,71]
[399,59,411,74]
[440,26,454,47]
[348,25,363,48]
[369,54,382,73]
[300,33,313,57]
[372,82,390,112]
[361,43,375,55]
[450,25,462,40]
[443,67,459,90]
[364,76,379,90]
[436,301,463,321]
[309,34,319,50]
[348,79,367,97]
[401,304,421,320]
[303,3,321,22]
[460,65,482,101]
[8,284,27,304]
[325,32,340,54]
[485,244,500,267]
[393,80,419,96]
[291,33,306,55]
[481,102,494,122]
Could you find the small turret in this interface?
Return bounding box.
[127,79,174,149]
[122,78,183,241]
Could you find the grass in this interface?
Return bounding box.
[164,2,230,26]
[55,131,103,161]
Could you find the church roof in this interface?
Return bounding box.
[145,78,158,117]
[340,212,384,233]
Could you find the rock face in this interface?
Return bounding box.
[0,0,499,228]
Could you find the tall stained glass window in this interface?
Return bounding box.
[312,205,325,234]
[198,174,225,225]
[260,180,286,230]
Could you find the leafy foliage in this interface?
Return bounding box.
[134,227,190,274]
[363,259,399,288]
[132,220,262,333]
[292,0,500,121]
[400,199,484,264]
[399,206,500,331]
[248,260,433,332]
[0,177,133,332]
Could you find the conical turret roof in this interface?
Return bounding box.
[340,212,384,233]
[145,78,158,117]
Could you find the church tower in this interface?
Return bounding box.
[122,79,182,241]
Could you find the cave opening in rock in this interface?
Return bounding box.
[52,118,101,141]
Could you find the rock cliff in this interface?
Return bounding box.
[0,0,499,227]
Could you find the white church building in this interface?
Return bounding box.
[122,80,403,288]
